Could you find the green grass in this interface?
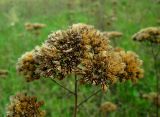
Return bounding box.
[0,0,159,116]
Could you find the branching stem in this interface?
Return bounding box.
[51,78,75,95]
[78,89,101,107]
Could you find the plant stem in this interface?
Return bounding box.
[73,75,78,117]
[51,78,75,95]
[78,89,101,107]
[151,45,159,91]
[151,44,160,117]
[153,58,159,117]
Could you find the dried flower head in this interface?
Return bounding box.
[103,31,123,39]
[0,69,8,75]
[25,22,46,35]
[17,23,112,83]
[115,48,144,82]
[17,23,143,90]
[78,51,126,91]
[132,27,160,44]
[16,51,40,82]
[25,22,46,31]
[0,69,8,78]
[142,92,160,107]
[6,93,46,117]
[100,101,117,112]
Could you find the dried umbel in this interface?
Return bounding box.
[142,92,160,107]
[25,22,46,31]
[132,27,160,44]
[25,22,46,35]
[103,31,123,40]
[78,51,126,91]
[17,23,143,90]
[6,93,46,117]
[16,51,40,82]
[100,101,117,112]
[0,69,8,75]
[115,48,144,82]
[0,69,8,78]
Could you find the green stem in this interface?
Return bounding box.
[78,89,101,107]
[51,78,75,95]
[151,44,159,117]
[73,75,78,117]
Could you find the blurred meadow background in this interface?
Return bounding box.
[0,0,160,116]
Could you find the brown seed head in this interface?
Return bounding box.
[6,93,46,117]
[17,23,144,90]
[16,51,40,82]
[100,101,117,112]
[25,22,46,31]
[132,27,160,44]
[115,48,144,82]
[142,92,160,107]
[103,31,123,39]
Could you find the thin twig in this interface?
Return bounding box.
[50,78,75,95]
[78,89,101,107]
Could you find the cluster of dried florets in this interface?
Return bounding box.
[142,92,160,107]
[100,101,117,113]
[16,51,39,82]
[25,22,46,35]
[103,31,123,40]
[25,23,46,31]
[79,51,125,91]
[17,23,143,90]
[6,93,46,117]
[132,27,160,44]
[0,69,8,78]
[114,48,144,83]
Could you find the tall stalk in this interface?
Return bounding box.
[150,44,159,91]
[150,44,160,117]
[73,75,78,117]
[51,76,102,116]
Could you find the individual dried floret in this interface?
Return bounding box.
[132,27,160,44]
[100,101,117,112]
[16,51,40,82]
[6,93,46,117]
[103,31,123,40]
[142,92,160,107]
[115,48,144,82]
